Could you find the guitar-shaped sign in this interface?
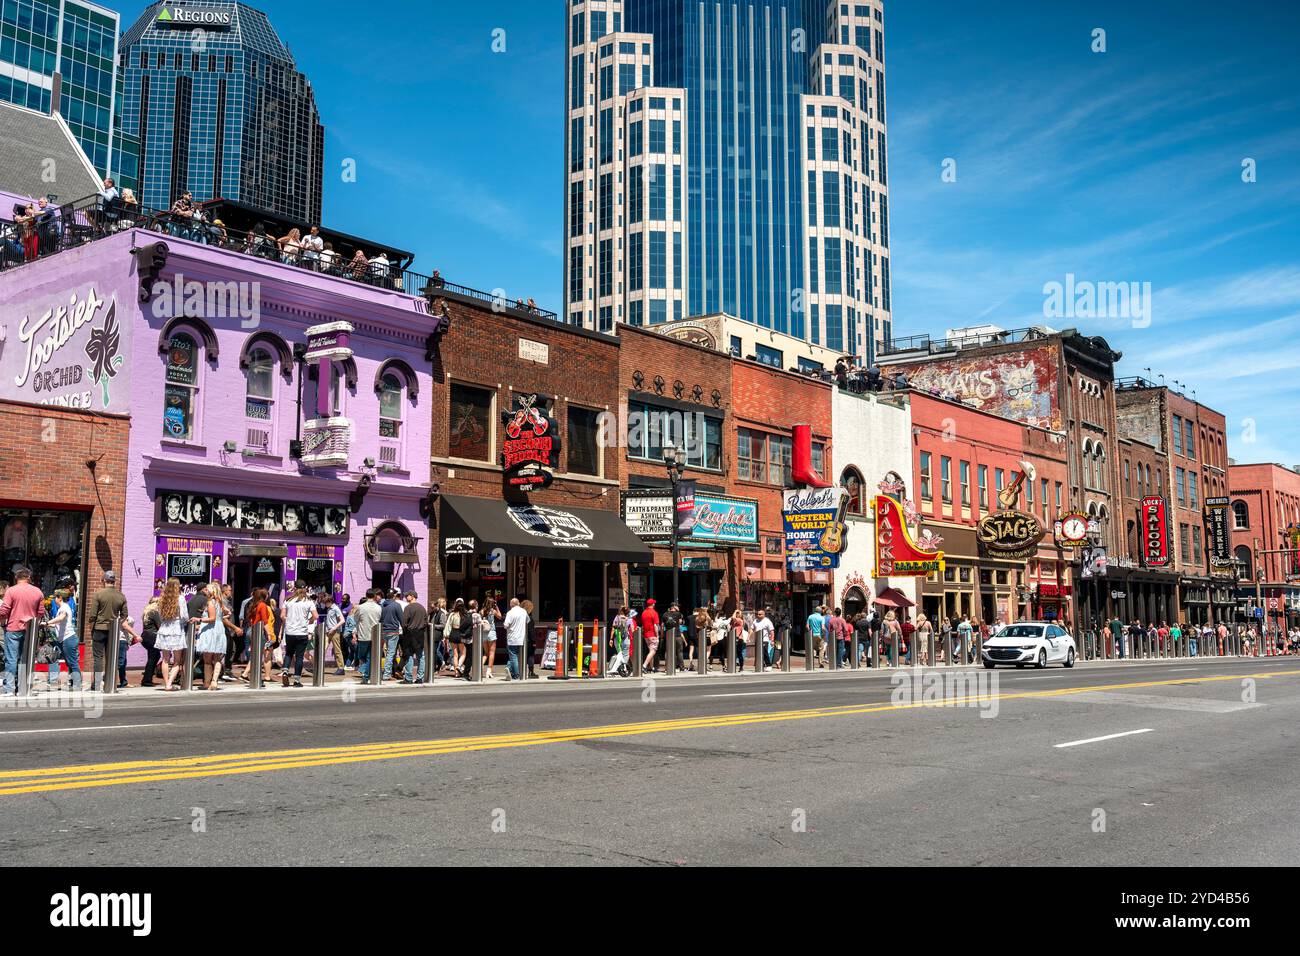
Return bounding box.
[818,490,851,556]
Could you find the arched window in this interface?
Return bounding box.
[841,466,865,516]
[379,373,404,439]
[1234,545,1253,580]
[163,331,201,441]
[1232,500,1249,530]
[243,346,276,453]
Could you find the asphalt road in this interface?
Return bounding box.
[2,656,1298,866]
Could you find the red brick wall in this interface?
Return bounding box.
[426,296,621,600]
[0,402,129,638]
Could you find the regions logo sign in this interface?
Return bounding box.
[783,486,849,572]
[1142,496,1170,568]
[156,6,234,27]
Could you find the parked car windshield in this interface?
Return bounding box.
[994,625,1045,639]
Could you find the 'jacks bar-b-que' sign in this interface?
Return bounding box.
[873,495,945,577]
[501,394,561,491]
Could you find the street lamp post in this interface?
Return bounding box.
[663,444,687,608]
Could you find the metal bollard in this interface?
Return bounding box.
[103,618,123,694]
[665,623,677,677]
[851,631,861,670]
[828,631,839,671]
[725,628,737,674]
[471,628,484,683]
[248,622,265,690]
[422,625,436,685]
[312,621,328,687]
[632,627,644,678]
[781,626,792,672]
[974,631,983,666]
[892,631,901,669]
[697,626,708,675]
[928,631,936,669]
[944,632,953,668]
[804,631,816,672]
[367,621,382,686]
[182,619,198,691]
[18,618,39,697]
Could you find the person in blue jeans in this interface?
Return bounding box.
[379,590,404,681]
[45,591,82,691]
[352,590,382,681]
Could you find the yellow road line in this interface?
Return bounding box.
[0,668,1294,797]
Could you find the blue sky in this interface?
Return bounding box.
[118,1,1299,465]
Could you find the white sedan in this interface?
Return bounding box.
[981,622,1076,669]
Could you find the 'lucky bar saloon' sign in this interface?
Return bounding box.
[501,394,560,491]
[873,495,944,577]
[1142,495,1170,568]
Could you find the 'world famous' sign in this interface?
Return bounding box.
[4,287,128,413]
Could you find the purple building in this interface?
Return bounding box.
[3,217,439,624]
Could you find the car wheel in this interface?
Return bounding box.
[983,660,995,669]
[1036,649,1047,669]
[1065,648,1076,668]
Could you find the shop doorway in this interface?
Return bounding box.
[981,593,996,626]
[230,555,283,613]
[844,586,868,620]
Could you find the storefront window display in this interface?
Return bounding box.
[1,510,88,596]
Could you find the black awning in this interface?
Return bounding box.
[440,495,653,564]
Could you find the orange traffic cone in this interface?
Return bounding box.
[590,619,600,676]
[554,619,566,678]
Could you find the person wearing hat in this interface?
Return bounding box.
[640,599,661,674]
[661,601,685,671]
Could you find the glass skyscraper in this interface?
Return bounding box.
[563,0,893,361]
[119,2,324,224]
[0,0,121,177]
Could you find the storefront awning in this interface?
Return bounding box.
[873,587,915,609]
[440,495,653,564]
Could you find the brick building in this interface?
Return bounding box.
[881,326,1123,633]
[615,324,744,614]
[1228,461,1300,633]
[1116,379,1234,624]
[730,356,833,633]
[1113,434,1179,625]
[430,295,649,628]
[0,404,129,639]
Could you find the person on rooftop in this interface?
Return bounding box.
[301,225,324,269]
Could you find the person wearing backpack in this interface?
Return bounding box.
[607,606,632,677]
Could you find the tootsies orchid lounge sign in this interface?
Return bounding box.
[3,287,129,413]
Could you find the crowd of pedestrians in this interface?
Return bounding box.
[1089,618,1296,659]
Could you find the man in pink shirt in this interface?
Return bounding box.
[1,568,46,695]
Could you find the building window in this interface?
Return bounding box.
[842,467,865,516]
[1232,500,1250,530]
[919,452,932,502]
[755,344,782,368]
[163,332,200,441]
[1192,526,1202,566]
[1176,467,1186,505]
[449,383,493,461]
[567,406,601,476]
[1189,472,1199,509]
[978,465,988,511]
[812,442,826,481]
[738,429,766,483]
[1124,459,1131,497]
[1185,420,1195,460]
[769,434,793,486]
[243,346,275,452]
[940,456,952,504]
[959,461,970,507]
[629,403,721,471]
[1173,415,1183,456]
[1235,545,1253,580]
[1179,523,1191,563]
[378,373,404,438]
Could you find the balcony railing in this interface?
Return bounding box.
[879,325,1060,357]
[1,193,558,321]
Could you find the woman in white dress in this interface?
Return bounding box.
[194,580,226,690]
[154,578,190,692]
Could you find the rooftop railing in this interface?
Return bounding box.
[0,193,557,320]
[879,325,1061,356]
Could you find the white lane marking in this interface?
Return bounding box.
[1056,692,1262,714]
[0,723,168,736]
[1054,728,1154,749]
[703,690,815,699]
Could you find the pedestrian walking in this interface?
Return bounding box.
[280,582,317,688]
[400,591,428,683]
[752,607,775,668]
[640,598,661,674]
[195,581,227,690]
[140,596,162,688]
[154,579,190,692]
[44,590,81,691]
[86,570,129,691]
[806,605,827,668]
[915,614,933,666]
[479,597,501,679]
[504,598,529,680]
[378,589,403,681]
[353,590,382,681]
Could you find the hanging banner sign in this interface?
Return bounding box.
[501,394,560,491]
[1142,495,1171,568]
[783,486,849,572]
[1204,497,1234,572]
[873,495,944,577]
[675,480,698,537]
[690,494,759,546]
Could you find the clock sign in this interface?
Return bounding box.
[1055,511,1090,548]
